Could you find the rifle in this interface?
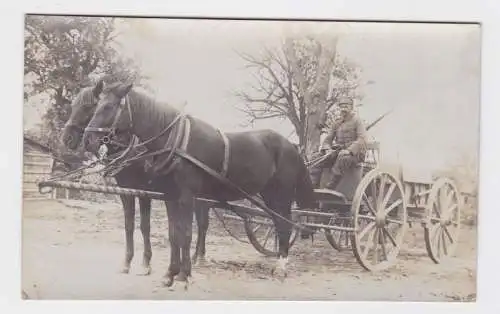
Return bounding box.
[366,109,393,131]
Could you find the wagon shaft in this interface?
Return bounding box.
[38,180,167,200]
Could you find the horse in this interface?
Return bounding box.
[60,80,212,277]
[82,81,316,288]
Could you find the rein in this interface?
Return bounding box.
[84,91,312,234]
[173,149,315,235]
[84,94,190,178]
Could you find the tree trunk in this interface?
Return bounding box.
[285,36,338,158]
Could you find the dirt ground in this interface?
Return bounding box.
[21,198,477,301]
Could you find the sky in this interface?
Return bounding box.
[24,18,481,177]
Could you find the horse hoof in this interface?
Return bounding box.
[162,277,174,288]
[194,256,207,266]
[137,265,152,276]
[273,267,287,282]
[273,257,288,282]
[121,266,130,274]
[176,272,189,282]
[177,274,190,291]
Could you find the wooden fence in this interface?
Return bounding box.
[23,152,55,200]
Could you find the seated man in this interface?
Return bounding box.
[310,97,368,190]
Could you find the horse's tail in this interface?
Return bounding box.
[295,155,316,210]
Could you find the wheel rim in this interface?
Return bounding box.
[244,214,302,257]
[425,178,461,263]
[246,216,279,255]
[351,168,407,271]
[325,213,352,251]
[317,192,352,251]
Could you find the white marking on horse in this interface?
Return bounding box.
[277,256,288,272]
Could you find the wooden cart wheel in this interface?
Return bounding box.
[244,212,304,257]
[314,189,352,252]
[424,177,462,263]
[350,168,408,271]
[211,207,247,239]
[325,216,352,251]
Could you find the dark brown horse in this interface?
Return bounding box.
[61,80,211,277]
[82,82,316,288]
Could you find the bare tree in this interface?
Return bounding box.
[234,34,363,157]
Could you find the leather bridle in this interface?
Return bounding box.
[84,96,134,146]
[83,92,189,177]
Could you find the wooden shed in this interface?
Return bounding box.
[23,136,56,199]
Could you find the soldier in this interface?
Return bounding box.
[309,97,367,190]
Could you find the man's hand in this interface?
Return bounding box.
[339,149,352,157]
[319,147,328,155]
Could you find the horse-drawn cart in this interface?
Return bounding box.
[37,140,462,272]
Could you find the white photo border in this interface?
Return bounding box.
[1,0,497,313]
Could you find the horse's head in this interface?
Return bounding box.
[83,82,134,154]
[61,80,104,150]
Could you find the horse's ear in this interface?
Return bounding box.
[117,83,133,98]
[93,79,104,97]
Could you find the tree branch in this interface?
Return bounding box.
[236,51,293,104]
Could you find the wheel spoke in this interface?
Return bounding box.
[432,201,441,218]
[441,228,448,256]
[252,223,263,233]
[446,203,458,216]
[358,214,376,221]
[337,231,342,244]
[358,221,376,240]
[371,179,378,206]
[386,218,404,225]
[377,174,387,208]
[383,226,397,247]
[262,227,273,248]
[384,198,403,215]
[362,226,377,259]
[430,224,440,255]
[436,227,442,258]
[362,193,377,215]
[438,187,448,217]
[381,182,396,210]
[379,228,388,261]
[444,186,454,211]
[371,227,380,264]
[443,225,455,244]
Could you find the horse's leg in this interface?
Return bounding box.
[261,190,293,280]
[162,200,181,288]
[119,195,136,274]
[192,205,209,265]
[274,204,293,280]
[176,193,195,289]
[138,197,152,276]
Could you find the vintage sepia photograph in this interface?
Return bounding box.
[22,15,480,301]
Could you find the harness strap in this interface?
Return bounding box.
[149,115,191,177]
[218,129,230,177]
[85,96,132,134]
[173,149,314,234]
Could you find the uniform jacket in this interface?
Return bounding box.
[321,112,367,160]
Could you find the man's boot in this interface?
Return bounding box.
[309,169,322,189]
[325,174,342,191]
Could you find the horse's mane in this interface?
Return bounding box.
[72,86,97,108]
[105,82,179,130]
